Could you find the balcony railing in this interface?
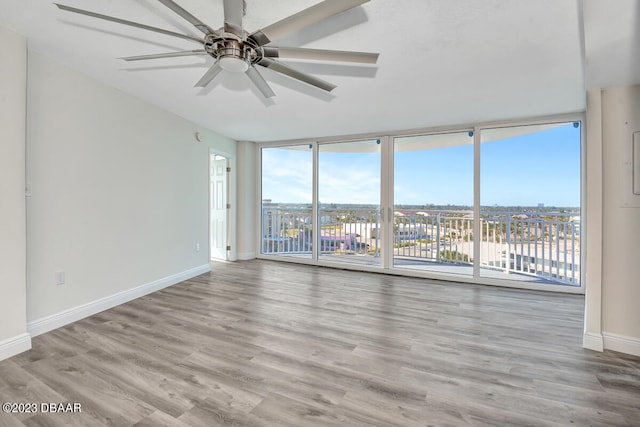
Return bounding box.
[479,212,580,284]
[261,207,580,286]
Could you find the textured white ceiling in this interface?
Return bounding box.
[0,0,630,142]
[583,0,640,89]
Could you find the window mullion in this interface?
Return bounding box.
[473,127,481,278]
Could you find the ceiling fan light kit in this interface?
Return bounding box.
[219,56,249,73]
[54,0,379,99]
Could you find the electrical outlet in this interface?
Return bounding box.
[195,243,200,252]
[55,271,65,286]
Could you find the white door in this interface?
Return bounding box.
[210,154,228,260]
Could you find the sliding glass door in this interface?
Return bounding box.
[479,122,581,285]
[393,132,474,276]
[258,119,582,290]
[318,139,382,266]
[261,145,313,259]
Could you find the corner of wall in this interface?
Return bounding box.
[0,333,31,362]
[583,332,604,352]
[0,27,29,361]
[236,141,257,258]
[599,84,640,355]
[583,88,604,352]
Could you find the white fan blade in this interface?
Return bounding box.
[157,0,215,35]
[223,0,244,35]
[246,66,275,98]
[249,0,369,46]
[257,58,336,92]
[264,47,378,64]
[55,4,203,44]
[195,62,223,88]
[120,50,207,61]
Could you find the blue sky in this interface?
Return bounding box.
[395,138,473,206]
[480,123,581,207]
[262,123,581,207]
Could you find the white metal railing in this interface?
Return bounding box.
[479,212,580,284]
[262,207,380,256]
[262,209,313,254]
[394,212,473,265]
[261,207,580,285]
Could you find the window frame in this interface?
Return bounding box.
[256,113,586,294]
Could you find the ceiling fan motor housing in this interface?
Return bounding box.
[204,32,261,72]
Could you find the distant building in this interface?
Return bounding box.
[262,200,279,238]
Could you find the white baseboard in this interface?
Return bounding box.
[237,251,256,260]
[0,333,32,361]
[603,332,640,357]
[583,332,604,352]
[27,264,211,337]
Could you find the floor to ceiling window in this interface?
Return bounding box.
[318,139,382,266]
[260,145,313,259]
[479,122,582,285]
[258,118,582,291]
[393,131,474,276]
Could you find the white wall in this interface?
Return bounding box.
[599,85,640,355]
[583,90,604,352]
[236,141,257,260]
[25,51,236,330]
[0,28,30,359]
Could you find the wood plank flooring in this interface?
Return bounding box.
[1,259,639,426]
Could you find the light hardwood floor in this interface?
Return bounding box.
[1,260,639,426]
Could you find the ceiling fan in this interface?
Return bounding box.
[54,0,379,98]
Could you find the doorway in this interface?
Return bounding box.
[210,152,229,261]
